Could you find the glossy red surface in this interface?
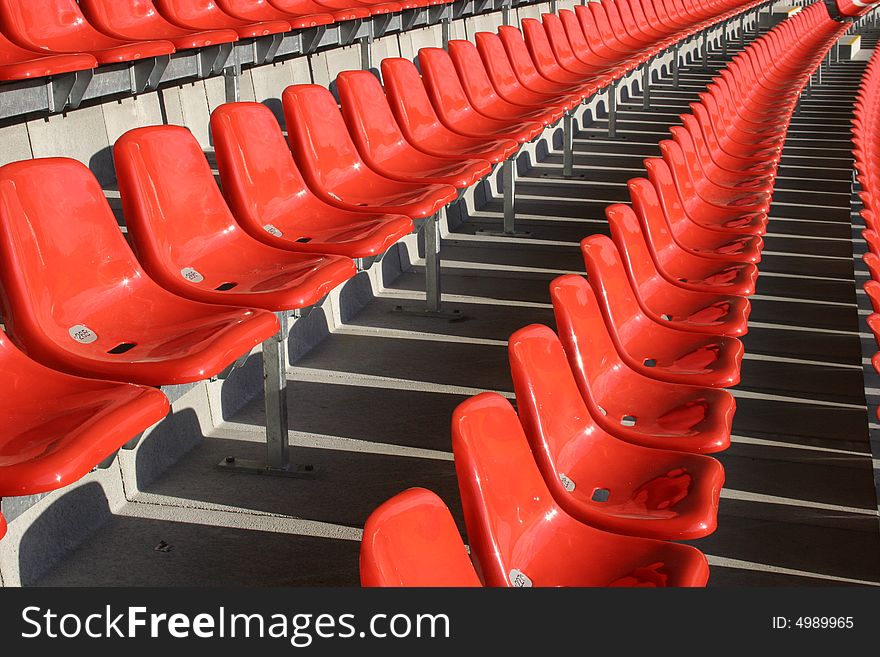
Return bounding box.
[0,31,97,80]
[0,331,170,496]
[540,13,616,82]
[550,274,734,453]
[282,84,458,218]
[0,158,280,386]
[451,392,711,586]
[337,69,492,187]
[215,0,333,28]
[521,18,603,91]
[153,0,290,37]
[0,511,5,540]
[380,57,518,164]
[360,488,481,587]
[509,324,724,539]
[417,46,545,144]
[79,0,239,50]
[211,102,413,258]
[606,203,751,336]
[0,0,176,64]
[114,125,357,311]
[496,25,593,98]
[581,235,744,387]
[271,0,368,21]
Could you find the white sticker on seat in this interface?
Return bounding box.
[263,224,283,237]
[508,569,533,588]
[560,473,576,492]
[68,324,98,344]
[180,267,204,283]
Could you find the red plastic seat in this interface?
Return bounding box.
[282,84,458,218]
[0,331,170,496]
[865,252,880,283]
[416,47,545,144]
[550,274,734,453]
[0,158,280,386]
[638,164,764,262]
[679,113,777,184]
[211,102,413,258]
[452,392,711,587]
[78,0,239,50]
[446,39,563,125]
[509,324,724,540]
[0,510,5,540]
[153,0,290,37]
[114,125,357,311]
[520,18,607,91]
[380,57,518,164]
[360,487,482,587]
[0,0,176,64]
[539,13,618,81]
[581,235,744,388]
[271,0,368,21]
[336,69,492,188]
[606,203,751,336]
[0,31,97,80]
[214,0,334,28]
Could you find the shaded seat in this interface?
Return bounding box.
[215,0,334,28]
[509,324,725,540]
[0,331,170,497]
[551,274,734,454]
[360,487,482,587]
[337,70,491,189]
[606,203,751,336]
[452,392,711,587]
[581,235,744,388]
[0,31,97,80]
[0,158,280,386]
[0,0,176,64]
[282,84,458,218]
[380,57,518,164]
[211,102,414,259]
[114,125,357,311]
[153,0,290,37]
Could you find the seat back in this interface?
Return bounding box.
[216,0,289,20]
[451,392,562,587]
[541,12,582,69]
[641,157,694,237]
[447,39,502,109]
[558,9,594,59]
[580,234,642,329]
[380,57,446,144]
[337,69,409,163]
[79,0,180,35]
[496,25,544,87]
[282,84,368,190]
[114,125,244,287]
[417,47,476,123]
[605,201,664,292]
[0,0,123,50]
[474,31,523,97]
[0,158,151,353]
[520,17,564,77]
[360,487,482,587]
[210,102,315,241]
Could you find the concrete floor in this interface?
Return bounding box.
[33,37,880,588]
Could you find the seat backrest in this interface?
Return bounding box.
[417,47,475,122]
[0,0,122,49]
[210,102,315,240]
[474,31,522,97]
[447,39,501,108]
[496,25,544,86]
[558,9,593,57]
[541,12,580,66]
[79,0,176,34]
[380,57,446,144]
[337,69,409,162]
[360,487,482,587]
[451,392,561,587]
[605,201,663,292]
[114,125,244,285]
[520,17,563,75]
[580,234,641,328]
[0,158,151,351]
[282,83,368,190]
[641,157,692,238]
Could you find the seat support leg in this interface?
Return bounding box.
[475,158,530,237]
[607,81,617,139]
[740,15,745,47]
[721,21,728,58]
[441,16,450,48]
[223,48,241,103]
[641,63,650,110]
[563,111,574,178]
[672,44,679,88]
[701,33,708,71]
[360,34,373,71]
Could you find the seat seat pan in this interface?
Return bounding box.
[371,150,491,188]
[79,39,176,64]
[0,49,96,80]
[327,179,458,217]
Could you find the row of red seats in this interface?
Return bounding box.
[0,0,762,543]
[0,0,451,81]
[360,1,850,587]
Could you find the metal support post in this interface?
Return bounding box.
[424,212,442,313]
[563,111,574,177]
[642,63,650,110]
[608,81,617,139]
[672,44,679,87]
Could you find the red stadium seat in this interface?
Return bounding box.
[0,31,97,80]
[550,274,734,454]
[210,102,413,259]
[606,203,751,336]
[0,331,170,497]
[0,0,176,64]
[865,253,880,283]
[509,324,724,540]
[452,392,711,587]
[581,235,744,388]
[520,18,606,90]
[271,0,368,21]
[282,84,458,217]
[0,158,280,386]
[78,0,240,51]
[113,125,357,311]
[336,69,492,188]
[380,57,518,163]
[153,0,290,37]
[214,0,334,28]
[360,488,481,587]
